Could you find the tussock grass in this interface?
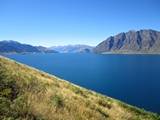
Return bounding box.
[0,56,159,120]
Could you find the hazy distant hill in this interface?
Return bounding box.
[50,45,93,53]
[36,46,58,53]
[0,40,58,53]
[0,56,159,120]
[94,29,160,54]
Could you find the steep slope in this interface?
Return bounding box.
[0,56,159,120]
[50,45,93,53]
[94,29,160,54]
[0,40,57,53]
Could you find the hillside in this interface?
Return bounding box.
[50,45,93,53]
[0,40,58,53]
[94,29,160,54]
[0,56,159,120]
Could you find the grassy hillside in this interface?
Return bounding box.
[0,56,159,120]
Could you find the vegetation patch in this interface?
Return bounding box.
[68,85,88,98]
[95,107,109,118]
[118,102,160,120]
[50,94,64,108]
[0,70,19,100]
[97,99,112,109]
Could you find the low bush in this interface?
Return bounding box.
[50,94,63,108]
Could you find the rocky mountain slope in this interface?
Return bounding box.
[94,29,160,54]
[0,56,159,120]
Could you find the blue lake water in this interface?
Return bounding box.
[6,53,160,113]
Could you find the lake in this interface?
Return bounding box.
[6,53,160,113]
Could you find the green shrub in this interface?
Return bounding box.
[0,97,11,117]
[0,67,19,100]
[50,94,63,108]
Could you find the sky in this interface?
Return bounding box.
[0,0,160,47]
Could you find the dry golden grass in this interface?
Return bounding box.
[0,56,159,120]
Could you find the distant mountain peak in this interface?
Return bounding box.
[50,44,94,53]
[1,40,19,43]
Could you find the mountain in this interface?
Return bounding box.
[0,40,40,53]
[36,46,58,53]
[0,56,159,120]
[94,29,160,54]
[0,40,58,53]
[50,45,93,53]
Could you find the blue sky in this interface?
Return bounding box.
[0,0,160,47]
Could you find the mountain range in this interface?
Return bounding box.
[94,29,160,54]
[0,40,93,54]
[0,40,58,53]
[50,45,93,53]
[1,29,160,54]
